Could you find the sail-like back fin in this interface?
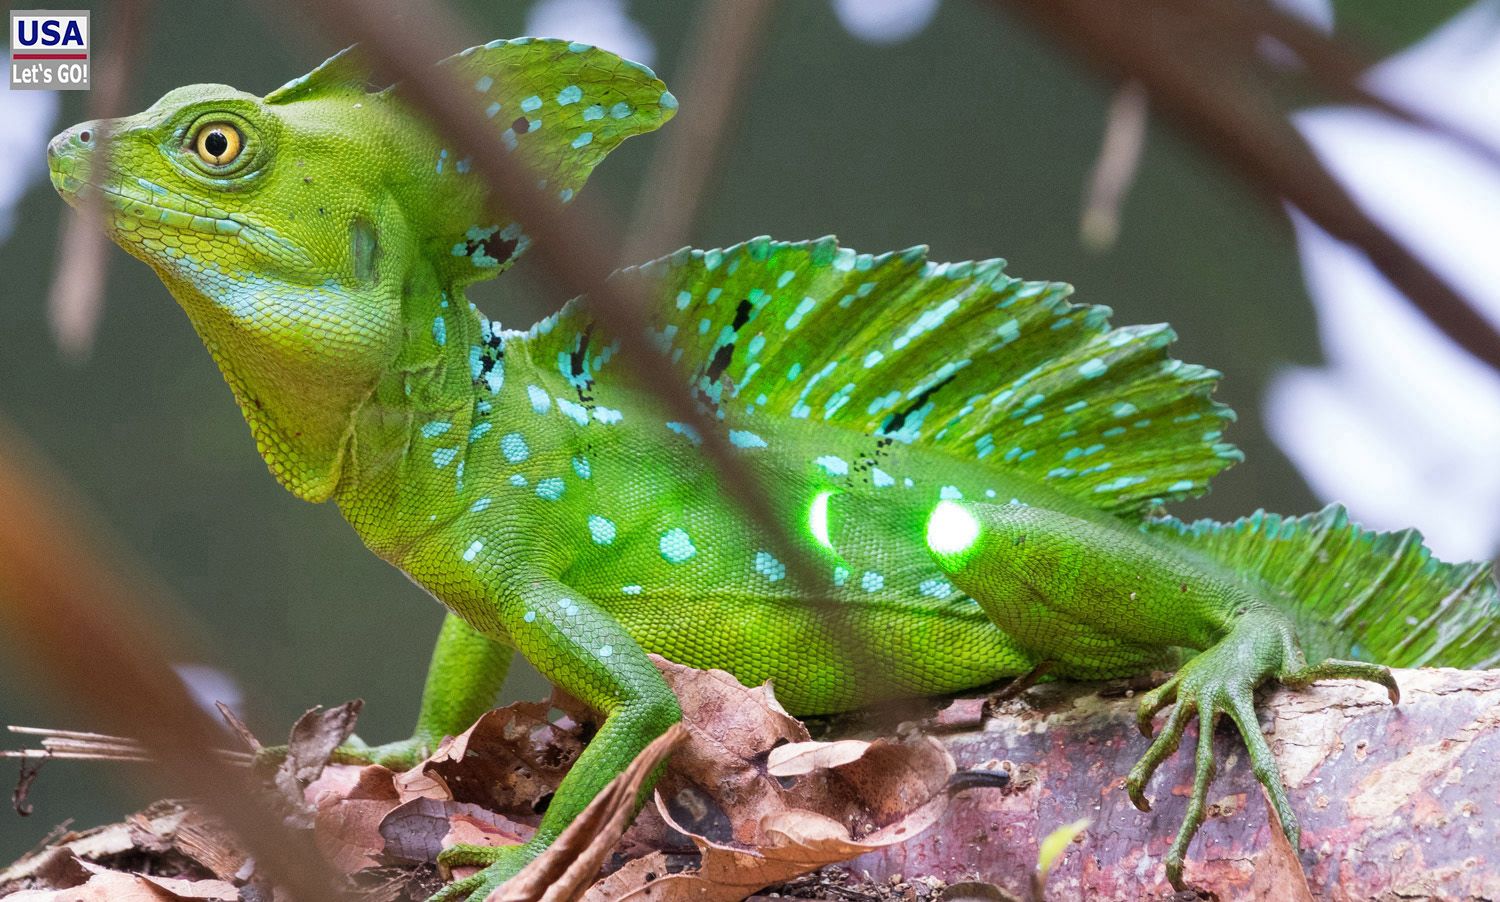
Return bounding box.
[1149,506,1500,668]
[532,236,1242,516]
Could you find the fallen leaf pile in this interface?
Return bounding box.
[1,657,985,901]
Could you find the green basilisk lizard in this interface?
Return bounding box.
[47,38,1500,900]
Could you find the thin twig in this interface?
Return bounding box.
[0,417,347,899]
[1080,80,1148,252]
[1190,0,1500,173]
[990,0,1500,375]
[44,0,152,359]
[2,725,256,764]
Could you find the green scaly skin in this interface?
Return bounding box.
[46,38,1498,898]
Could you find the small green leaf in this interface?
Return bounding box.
[1034,818,1089,892]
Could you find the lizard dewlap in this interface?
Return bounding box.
[48,34,1500,900]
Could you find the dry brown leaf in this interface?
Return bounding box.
[306,764,402,874]
[587,779,949,902]
[1246,786,1314,902]
[766,740,871,777]
[169,808,249,882]
[380,798,533,864]
[489,723,687,902]
[274,701,363,829]
[932,697,987,731]
[650,656,809,846]
[6,868,237,900]
[577,660,956,901]
[395,702,584,815]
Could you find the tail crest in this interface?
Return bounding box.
[1149,505,1500,668]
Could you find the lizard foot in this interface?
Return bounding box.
[1124,609,1397,891]
[427,842,536,902]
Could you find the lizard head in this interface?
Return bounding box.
[48,41,674,502]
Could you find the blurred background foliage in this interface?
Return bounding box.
[0,0,1493,861]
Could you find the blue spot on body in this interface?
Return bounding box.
[754,551,786,582]
[660,528,696,563]
[815,455,849,477]
[474,75,494,92]
[588,515,616,545]
[432,316,446,346]
[919,578,952,598]
[463,540,484,562]
[557,84,583,105]
[432,447,458,468]
[421,421,452,439]
[729,430,766,449]
[666,421,702,445]
[571,131,594,148]
[558,398,590,426]
[520,94,542,112]
[536,477,565,501]
[501,433,530,463]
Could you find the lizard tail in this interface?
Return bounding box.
[1146,505,1500,669]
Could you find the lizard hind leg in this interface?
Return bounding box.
[924,499,1399,891]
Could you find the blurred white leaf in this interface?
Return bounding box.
[832,0,940,45]
[525,0,655,67]
[0,64,61,245]
[174,663,245,721]
[1269,1,1500,561]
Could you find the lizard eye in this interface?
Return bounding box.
[192,122,242,165]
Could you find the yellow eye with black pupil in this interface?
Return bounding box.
[193,123,241,165]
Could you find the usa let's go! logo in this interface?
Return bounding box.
[10,10,89,91]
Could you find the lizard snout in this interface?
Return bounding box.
[47,122,98,203]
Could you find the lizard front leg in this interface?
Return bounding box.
[338,612,514,769]
[253,612,513,772]
[430,579,681,902]
[925,501,1396,890]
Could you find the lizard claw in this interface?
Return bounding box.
[428,843,534,902]
[1124,610,1400,891]
[1133,672,1180,739]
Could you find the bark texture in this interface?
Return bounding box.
[852,667,1500,901]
